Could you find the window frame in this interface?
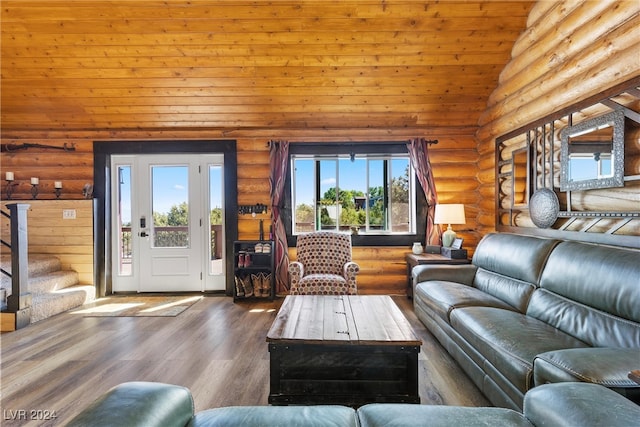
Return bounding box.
[282,142,427,247]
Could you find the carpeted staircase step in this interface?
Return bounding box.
[31,285,96,323]
[0,254,62,278]
[28,270,80,294]
[1,253,95,324]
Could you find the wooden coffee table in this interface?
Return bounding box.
[266,295,421,406]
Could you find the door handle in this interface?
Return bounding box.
[139,231,148,237]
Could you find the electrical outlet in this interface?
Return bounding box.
[62,209,76,219]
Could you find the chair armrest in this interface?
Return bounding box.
[412,264,477,287]
[344,261,360,279]
[524,382,640,427]
[288,261,304,277]
[288,261,304,291]
[66,381,194,427]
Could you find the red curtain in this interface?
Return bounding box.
[269,140,290,294]
[407,138,441,245]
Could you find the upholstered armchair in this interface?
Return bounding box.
[288,231,359,295]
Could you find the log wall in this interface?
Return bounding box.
[0,129,479,295]
[476,0,640,235]
[2,1,637,293]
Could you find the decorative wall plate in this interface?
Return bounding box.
[529,188,559,228]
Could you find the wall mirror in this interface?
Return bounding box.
[560,109,625,191]
[495,80,639,248]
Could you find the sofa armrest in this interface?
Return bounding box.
[412,264,477,287]
[66,382,194,427]
[524,383,640,427]
[534,348,640,389]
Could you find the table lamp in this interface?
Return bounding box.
[434,204,466,247]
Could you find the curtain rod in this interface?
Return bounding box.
[268,139,438,147]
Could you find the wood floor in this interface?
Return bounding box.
[0,295,489,426]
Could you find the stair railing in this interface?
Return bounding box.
[1,203,31,329]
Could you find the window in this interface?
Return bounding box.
[292,155,415,234]
[284,143,427,246]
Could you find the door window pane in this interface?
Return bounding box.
[209,165,223,275]
[151,165,189,248]
[117,165,132,275]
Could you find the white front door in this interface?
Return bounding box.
[111,154,226,292]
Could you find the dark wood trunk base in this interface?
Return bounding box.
[268,342,420,407]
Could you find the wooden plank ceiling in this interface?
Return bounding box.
[1,1,534,133]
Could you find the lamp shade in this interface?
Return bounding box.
[434,204,466,225]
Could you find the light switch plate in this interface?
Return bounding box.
[62,209,76,219]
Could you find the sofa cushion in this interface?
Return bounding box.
[472,269,536,313]
[533,347,640,388]
[527,289,640,348]
[190,405,358,427]
[415,281,516,323]
[472,233,559,285]
[540,241,640,324]
[357,403,533,427]
[450,307,589,394]
[66,381,194,427]
[524,383,640,427]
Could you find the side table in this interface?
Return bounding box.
[405,252,471,298]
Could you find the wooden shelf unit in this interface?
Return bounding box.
[233,240,275,301]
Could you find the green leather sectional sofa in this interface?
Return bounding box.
[66,380,640,426]
[412,232,640,410]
